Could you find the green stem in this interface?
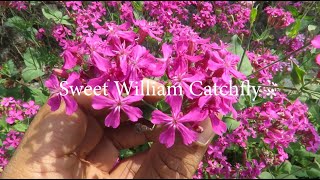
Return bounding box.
[141,99,157,110]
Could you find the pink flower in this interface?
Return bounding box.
[311,35,320,49]
[45,73,82,115]
[6,110,24,124]
[22,101,39,117]
[3,131,23,150]
[134,19,163,43]
[65,1,82,11]
[0,97,15,107]
[127,45,166,81]
[311,35,320,65]
[9,1,28,11]
[208,51,246,82]
[92,82,143,128]
[151,95,207,148]
[264,6,294,29]
[35,28,45,40]
[316,54,320,66]
[168,61,205,99]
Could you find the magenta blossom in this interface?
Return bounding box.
[134,19,163,43]
[0,97,15,107]
[6,110,24,124]
[311,35,320,65]
[22,100,40,117]
[92,82,143,128]
[35,28,45,40]
[151,95,207,148]
[45,73,82,115]
[311,35,320,48]
[208,51,246,82]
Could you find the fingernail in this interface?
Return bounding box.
[194,118,215,147]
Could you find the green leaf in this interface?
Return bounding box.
[287,6,299,17]
[250,7,258,27]
[279,161,292,174]
[290,63,305,89]
[0,60,18,77]
[276,174,297,179]
[42,7,61,21]
[22,68,44,82]
[21,48,44,82]
[256,28,271,41]
[286,19,301,38]
[132,1,143,20]
[29,88,49,105]
[306,168,320,178]
[224,116,240,131]
[13,123,28,132]
[291,165,308,178]
[229,35,253,76]
[42,6,71,25]
[259,172,275,179]
[4,16,27,29]
[0,117,10,132]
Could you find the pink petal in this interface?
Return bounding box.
[62,95,78,115]
[91,51,110,72]
[209,113,227,136]
[177,124,198,145]
[62,50,77,70]
[108,82,121,100]
[92,95,115,110]
[45,74,60,90]
[66,72,81,86]
[198,95,211,108]
[122,95,144,104]
[131,45,146,60]
[47,95,62,112]
[165,95,182,118]
[87,73,109,87]
[311,35,320,49]
[159,126,176,148]
[122,105,142,122]
[162,43,172,61]
[208,60,221,72]
[151,110,173,124]
[179,108,208,123]
[119,55,128,75]
[230,69,246,80]
[316,54,320,65]
[182,73,205,82]
[105,107,121,128]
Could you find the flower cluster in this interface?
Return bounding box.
[8,1,28,11]
[195,94,320,178]
[279,34,307,55]
[214,2,251,35]
[43,1,250,148]
[0,130,24,173]
[265,6,295,29]
[246,50,288,83]
[0,97,39,125]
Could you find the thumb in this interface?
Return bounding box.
[134,118,215,179]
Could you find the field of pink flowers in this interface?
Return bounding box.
[1,1,320,178]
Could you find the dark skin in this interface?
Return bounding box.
[1,79,216,179]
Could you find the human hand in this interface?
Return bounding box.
[1,79,215,179]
